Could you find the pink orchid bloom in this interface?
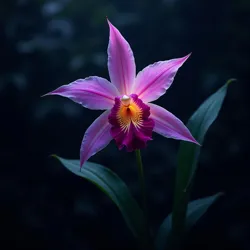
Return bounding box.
[45,19,198,167]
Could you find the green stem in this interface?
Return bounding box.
[135,150,151,249]
[170,150,194,250]
[170,190,190,249]
[135,150,148,219]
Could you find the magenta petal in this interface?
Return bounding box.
[80,110,112,167]
[44,76,119,110]
[133,54,191,103]
[107,19,136,95]
[148,103,199,144]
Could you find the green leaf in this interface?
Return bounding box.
[185,192,223,228]
[156,79,234,250]
[172,79,234,235]
[179,79,235,193]
[155,193,223,250]
[53,156,147,247]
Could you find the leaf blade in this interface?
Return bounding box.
[179,79,235,191]
[155,79,234,250]
[172,79,234,233]
[54,156,147,246]
[155,193,223,250]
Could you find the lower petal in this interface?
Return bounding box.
[108,94,154,151]
[80,110,112,167]
[148,103,199,144]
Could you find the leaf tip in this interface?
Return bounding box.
[216,191,224,198]
[49,154,61,162]
[226,78,237,86]
[50,154,58,159]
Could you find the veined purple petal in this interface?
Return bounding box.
[148,103,199,144]
[80,110,112,167]
[44,77,119,110]
[108,94,154,151]
[107,19,136,95]
[133,54,191,103]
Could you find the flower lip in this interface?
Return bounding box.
[108,94,154,151]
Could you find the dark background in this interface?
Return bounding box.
[1,0,250,249]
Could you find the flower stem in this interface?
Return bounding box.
[135,150,147,218]
[135,149,151,249]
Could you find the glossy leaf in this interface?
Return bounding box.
[185,192,223,227]
[155,193,223,250]
[170,79,234,249]
[155,79,234,250]
[53,156,147,247]
[178,79,234,193]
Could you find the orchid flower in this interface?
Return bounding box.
[44,19,199,167]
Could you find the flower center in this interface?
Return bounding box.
[108,94,155,152]
[118,95,142,131]
[121,95,131,106]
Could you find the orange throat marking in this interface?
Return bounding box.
[117,96,143,131]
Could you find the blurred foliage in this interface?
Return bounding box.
[0,0,250,249]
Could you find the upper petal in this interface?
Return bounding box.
[107,19,136,95]
[44,76,119,110]
[80,110,112,167]
[133,54,190,103]
[148,103,199,144]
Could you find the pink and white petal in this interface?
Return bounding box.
[44,76,119,110]
[133,54,191,103]
[107,19,136,95]
[80,110,112,167]
[148,103,199,144]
